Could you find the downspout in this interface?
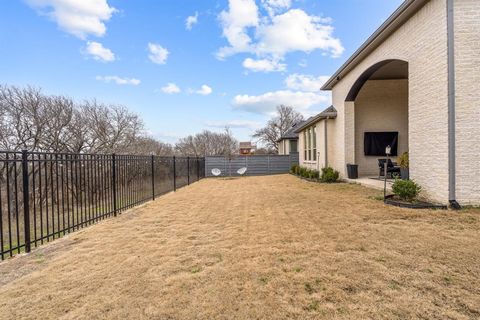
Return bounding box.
[447,0,461,209]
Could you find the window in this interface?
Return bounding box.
[307,128,312,161]
[303,131,307,160]
[312,126,317,161]
[290,140,298,153]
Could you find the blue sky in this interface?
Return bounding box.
[0,0,403,143]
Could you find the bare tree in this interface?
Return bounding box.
[175,128,238,156]
[0,85,46,151]
[0,84,171,155]
[40,95,74,152]
[129,137,174,156]
[253,105,304,152]
[254,147,277,155]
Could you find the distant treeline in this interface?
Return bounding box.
[0,84,238,156]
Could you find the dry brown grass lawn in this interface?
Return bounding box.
[0,174,479,319]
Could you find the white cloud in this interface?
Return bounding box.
[261,0,291,16]
[285,74,330,92]
[195,85,213,96]
[26,0,116,39]
[205,119,261,129]
[148,43,169,64]
[96,75,141,85]
[232,90,330,115]
[256,9,344,58]
[217,0,259,59]
[185,12,198,30]
[84,41,115,62]
[217,1,344,68]
[242,57,286,72]
[161,83,181,94]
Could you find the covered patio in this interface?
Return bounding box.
[345,175,394,192]
[345,59,409,182]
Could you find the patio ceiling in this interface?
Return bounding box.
[370,60,408,80]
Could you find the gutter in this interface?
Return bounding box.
[447,0,460,209]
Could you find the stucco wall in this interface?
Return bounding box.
[298,133,305,162]
[330,0,449,203]
[354,79,409,176]
[298,119,335,171]
[278,140,285,155]
[298,128,316,170]
[278,139,295,155]
[454,0,480,205]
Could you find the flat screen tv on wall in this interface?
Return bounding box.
[364,132,398,156]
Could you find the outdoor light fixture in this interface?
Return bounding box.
[385,145,391,156]
[384,145,391,201]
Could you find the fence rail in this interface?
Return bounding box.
[0,151,205,259]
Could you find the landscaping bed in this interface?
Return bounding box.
[384,195,448,210]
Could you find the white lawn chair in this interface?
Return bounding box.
[237,167,247,176]
[211,168,222,176]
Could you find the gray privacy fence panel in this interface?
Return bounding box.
[205,153,299,177]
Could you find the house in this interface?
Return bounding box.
[297,0,479,206]
[277,122,304,155]
[295,106,337,170]
[239,142,255,155]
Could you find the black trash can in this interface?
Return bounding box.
[346,164,358,179]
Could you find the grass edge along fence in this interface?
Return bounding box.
[0,150,205,260]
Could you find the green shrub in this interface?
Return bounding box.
[392,179,421,201]
[320,167,339,183]
[302,168,309,178]
[398,152,409,169]
[309,170,319,180]
[295,167,320,180]
[302,168,308,178]
[290,164,299,174]
[307,169,314,179]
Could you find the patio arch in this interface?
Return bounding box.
[345,59,409,102]
[345,59,410,177]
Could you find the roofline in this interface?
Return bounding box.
[321,0,429,91]
[276,137,298,142]
[294,114,336,133]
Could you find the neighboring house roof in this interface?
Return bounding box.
[239,142,254,149]
[277,121,305,142]
[294,106,337,133]
[321,0,429,91]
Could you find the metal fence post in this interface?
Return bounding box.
[187,156,190,185]
[173,156,176,191]
[21,150,31,253]
[112,153,117,217]
[151,154,155,200]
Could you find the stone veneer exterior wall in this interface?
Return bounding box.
[330,0,450,202]
[453,0,480,205]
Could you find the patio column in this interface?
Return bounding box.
[344,101,356,171]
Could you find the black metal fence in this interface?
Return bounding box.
[0,151,205,259]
